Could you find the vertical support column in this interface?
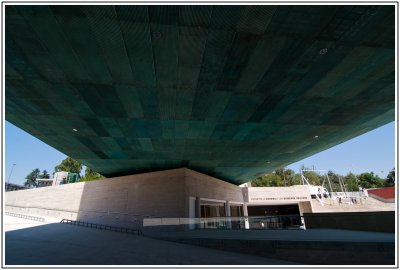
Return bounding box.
[243,203,249,229]
[195,197,201,217]
[225,201,231,229]
[188,197,196,230]
[195,197,201,229]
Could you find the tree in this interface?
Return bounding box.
[85,167,99,177]
[39,170,50,179]
[275,168,299,186]
[282,169,298,186]
[327,171,343,192]
[24,168,40,188]
[251,168,306,187]
[384,168,395,187]
[55,157,82,174]
[301,169,322,186]
[274,168,285,184]
[357,172,384,189]
[79,166,103,182]
[344,172,359,191]
[251,173,283,187]
[287,173,302,186]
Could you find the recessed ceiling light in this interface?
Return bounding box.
[314,135,319,138]
[319,48,328,55]
[72,128,78,132]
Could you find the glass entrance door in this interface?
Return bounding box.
[200,202,226,229]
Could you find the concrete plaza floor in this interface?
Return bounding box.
[4,215,296,265]
[146,227,395,265]
[148,227,395,242]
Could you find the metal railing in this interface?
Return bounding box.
[60,219,142,235]
[142,215,304,230]
[198,217,245,230]
[5,212,45,222]
[199,215,303,230]
[330,191,368,198]
[247,215,303,230]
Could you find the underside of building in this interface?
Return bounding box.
[5,5,395,184]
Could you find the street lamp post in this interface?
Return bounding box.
[7,163,16,185]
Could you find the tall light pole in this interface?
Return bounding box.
[7,163,16,185]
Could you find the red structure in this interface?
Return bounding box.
[367,187,395,203]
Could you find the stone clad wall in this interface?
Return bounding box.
[5,168,244,228]
[185,169,243,202]
[5,169,188,227]
[76,169,187,227]
[5,182,85,220]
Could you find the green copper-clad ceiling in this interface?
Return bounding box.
[5,5,395,184]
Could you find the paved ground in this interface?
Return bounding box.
[145,228,395,265]
[4,215,296,265]
[147,227,395,242]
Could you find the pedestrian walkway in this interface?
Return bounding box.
[4,215,295,265]
[148,227,395,242]
[311,196,395,212]
[146,228,395,265]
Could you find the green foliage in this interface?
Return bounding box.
[79,166,103,182]
[39,170,50,179]
[79,174,103,182]
[281,169,301,186]
[251,166,324,187]
[274,168,297,186]
[326,171,342,192]
[249,166,390,191]
[287,173,302,186]
[24,168,40,187]
[251,173,283,187]
[85,167,99,177]
[384,168,395,187]
[357,172,384,189]
[302,171,322,186]
[300,165,323,185]
[55,157,82,174]
[274,168,285,183]
[344,172,359,191]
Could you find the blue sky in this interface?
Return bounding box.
[5,120,395,186]
[286,122,395,177]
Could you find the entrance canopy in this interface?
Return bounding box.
[5,5,395,184]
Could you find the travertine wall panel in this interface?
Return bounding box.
[184,169,243,202]
[5,168,244,227]
[5,182,85,212]
[76,169,186,226]
[298,201,313,215]
[5,169,189,227]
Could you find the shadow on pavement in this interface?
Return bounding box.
[5,222,295,265]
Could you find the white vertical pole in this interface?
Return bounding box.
[243,203,249,229]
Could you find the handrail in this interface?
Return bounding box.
[60,219,142,235]
[5,212,45,222]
